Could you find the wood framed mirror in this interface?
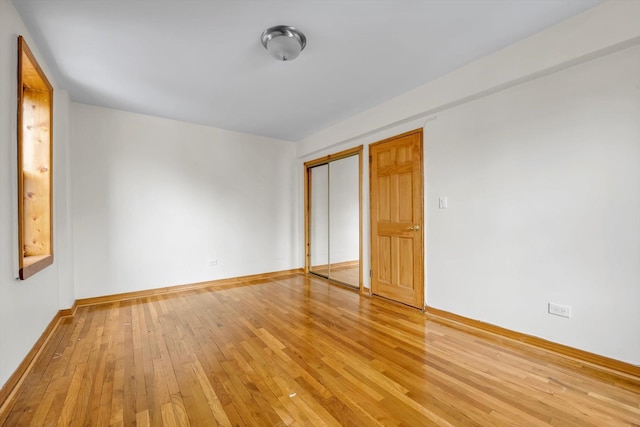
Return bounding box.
[304,146,362,291]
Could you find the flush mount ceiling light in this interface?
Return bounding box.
[261,25,306,61]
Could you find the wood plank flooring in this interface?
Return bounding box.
[2,273,639,426]
[309,263,359,288]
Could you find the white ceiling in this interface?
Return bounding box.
[14,0,602,142]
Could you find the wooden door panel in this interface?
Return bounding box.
[389,173,398,223]
[378,236,391,283]
[398,146,411,163]
[397,172,413,222]
[378,175,391,222]
[398,237,414,288]
[378,149,392,168]
[370,129,424,308]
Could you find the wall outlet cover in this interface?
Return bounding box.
[548,302,571,318]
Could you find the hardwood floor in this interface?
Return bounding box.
[310,262,359,288]
[2,273,639,426]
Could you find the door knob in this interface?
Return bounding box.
[406,225,421,231]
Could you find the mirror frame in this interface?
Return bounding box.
[304,146,363,292]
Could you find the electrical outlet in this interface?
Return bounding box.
[208,259,218,267]
[548,303,571,318]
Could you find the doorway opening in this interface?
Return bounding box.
[304,146,362,291]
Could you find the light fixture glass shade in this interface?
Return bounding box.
[261,26,306,61]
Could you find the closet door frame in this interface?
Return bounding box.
[304,146,363,292]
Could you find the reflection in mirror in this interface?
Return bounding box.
[329,156,359,287]
[307,150,361,289]
[309,164,329,277]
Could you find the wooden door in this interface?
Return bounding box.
[370,129,424,308]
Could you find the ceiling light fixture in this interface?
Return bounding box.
[261,25,306,61]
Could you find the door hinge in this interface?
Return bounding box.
[370,269,373,278]
[369,155,372,163]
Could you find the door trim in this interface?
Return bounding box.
[369,129,424,308]
[304,146,363,292]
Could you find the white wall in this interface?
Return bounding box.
[71,104,298,299]
[297,1,640,364]
[55,91,75,310]
[0,0,74,388]
[426,44,640,365]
